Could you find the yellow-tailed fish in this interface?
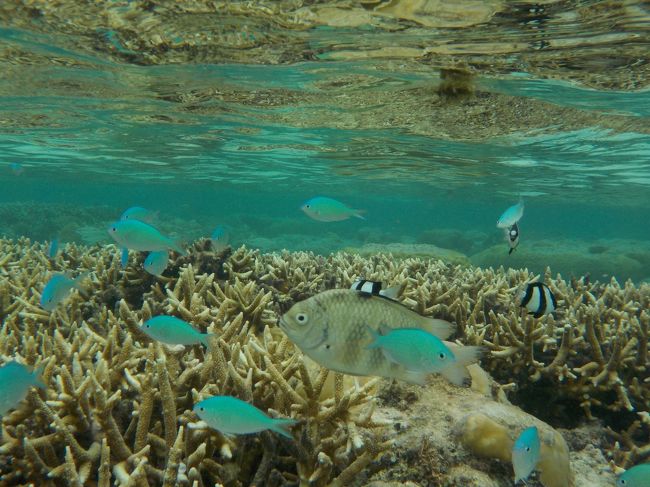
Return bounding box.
[279,288,456,384]
[40,272,88,311]
[142,315,213,347]
[367,327,481,386]
[107,219,186,255]
[0,361,45,416]
[194,395,296,438]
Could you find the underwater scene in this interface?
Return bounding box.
[0,1,649,486]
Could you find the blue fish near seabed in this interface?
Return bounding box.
[40,273,89,311]
[301,196,365,222]
[141,315,213,347]
[617,463,650,487]
[120,206,158,224]
[497,198,525,228]
[210,224,230,252]
[107,219,186,255]
[193,395,297,438]
[512,426,541,485]
[366,327,482,386]
[0,361,45,416]
[48,239,59,259]
[144,250,169,277]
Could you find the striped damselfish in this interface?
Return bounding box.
[349,279,401,300]
[519,282,557,318]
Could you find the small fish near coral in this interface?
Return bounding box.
[120,206,159,224]
[48,238,59,259]
[350,279,401,300]
[0,361,45,416]
[120,247,129,268]
[141,315,213,347]
[617,463,650,487]
[280,287,483,385]
[497,198,524,229]
[301,196,365,222]
[506,222,520,255]
[512,426,541,485]
[40,272,89,311]
[107,219,187,255]
[193,395,297,439]
[366,326,482,386]
[519,282,557,318]
[210,224,231,252]
[144,249,169,277]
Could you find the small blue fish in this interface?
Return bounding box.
[48,239,59,259]
[0,361,45,416]
[194,395,297,438]
[120,248,129,268]
[120,206,158,224]
[9,162,24,175]
[512,426,541,484]
[617,463,650,487]
[108,220,186,255]
[301,196,365,222]
[40,273,88,311]
[141,316,213,347]
[497,198,524,228]
[210,224,230,252]
[144,250,169,277]
[367,327,481,386]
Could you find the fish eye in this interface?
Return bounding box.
[111,227,116,232]
[199,407,204,411]
[439,352,446,359]
[296,313,308,324]
[306,204,310,208]
[525,446,530,452]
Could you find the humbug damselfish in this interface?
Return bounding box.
[520,282,557,318]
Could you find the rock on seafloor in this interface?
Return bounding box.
[365,367,616,487]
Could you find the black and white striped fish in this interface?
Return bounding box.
[507,222,520,255]
[519,282,557,318]
[350,279,401,300]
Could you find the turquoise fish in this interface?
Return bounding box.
[120,206,158,223]
[144,250,169,277]
[301,196,365,222]
[497,198,524,228]
[48,239,59,259]
[107,220,186,255]
[141,316,213,347]
[367,327,482,386]
[210,224,230,252]
[120,248,129,268]
[194,395,297,438]
[617,464,650,487]
[40,273,88,311]
[512,426,540,484]
[0,361,45,416]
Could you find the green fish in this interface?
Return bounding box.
[40,272,88,311]
[107,220,186,255]
[141,315,213,347]
[617,464,650,487]
[301,196,365,222]
[194,395,296,438]
[0,361,45,416]
[512,426,541,485]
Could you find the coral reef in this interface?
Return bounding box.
[0,238,647,486]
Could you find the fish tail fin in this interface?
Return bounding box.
[353,209,366,220]
[32,363,47,389]
[441,345,484,387]
[73,272,91,289]
[422,318,455,340]
[199,333,216,348]
[269,418,298,439]
[171,240,188,256]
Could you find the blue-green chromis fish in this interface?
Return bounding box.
[120,206,158,224]
[194,395,297,438]
[497,198,524,228]
[48,239,59,259]
[120,248,129,268]
[367,327,481,386]
[40,273,88,311]
[144,250,169,277]
[512,426,540,484]
[617,464,650,487]
[210,224,230,252]
[0,361,45,416]
[107,220,186,255]
[142,316,213,347]
[301,196,365,222]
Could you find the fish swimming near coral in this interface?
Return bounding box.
[142,315,213,347]
[520,282,557,318]
[617,463,650,487]
[512,426,540,484]
[210,224,230,252]
[144,250,169,277]
[0,361,45,416]
[120,206,158,224]
[120,248,129,268]
[367,327,482,386]
[506,222,519,255]
[193,395,297,439]
[40,272,89,311]
[280,289,463,385]
[497,198,524,228]
[301,196,365,222]
[350,279,401,300]
[107,219,186,255]
[48,239,59,259]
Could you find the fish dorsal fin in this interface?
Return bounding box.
[421,318,455,340]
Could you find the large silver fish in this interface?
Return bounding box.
[280,288,471,385]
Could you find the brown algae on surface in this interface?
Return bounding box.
[0,238,647,485]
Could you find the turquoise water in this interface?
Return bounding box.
[1,12,650,282]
